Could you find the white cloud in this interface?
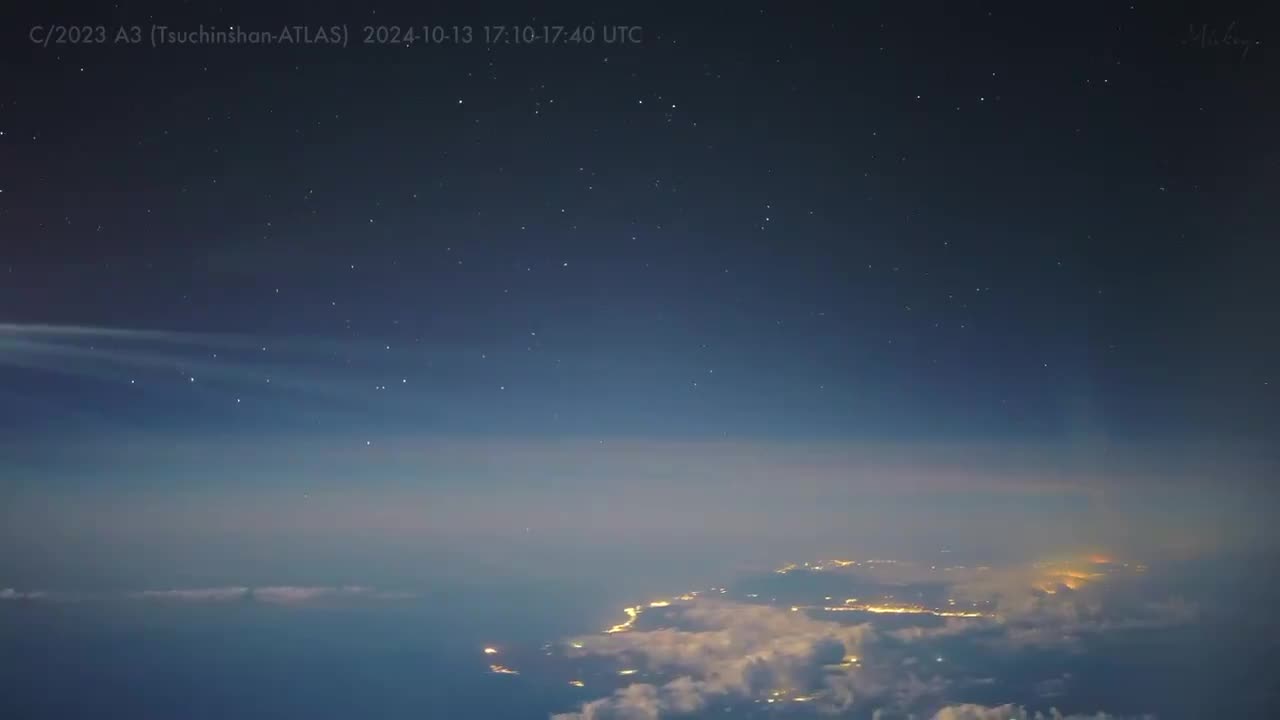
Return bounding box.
[876,559,1196,652]
[1,585,415,605]
[134,586,251,601]
[552,680,698,720]
[252,585,378,603]
[930,703,1153,720]
[983,595,1197,652]
[549,556,1198,719]
[131,585,413,603]
[555,601,881,718]
[0,588,48,600]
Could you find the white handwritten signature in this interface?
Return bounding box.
[1185,21,1259,60]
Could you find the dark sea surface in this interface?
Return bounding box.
[0,583,611,720]
[4,552,1278,719]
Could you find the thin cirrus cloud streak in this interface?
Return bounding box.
[0,585,414,604]
[133,585,415,603]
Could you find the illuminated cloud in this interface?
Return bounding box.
[781,553,1119,602]
[931,703,1153,720]
[555,600,881,717]
[887,618,986,643]
[546,555,1199,718]
[552,678,715,720]
[793,554,1199,652]
[939,560,1194,652]
[990,596,1197,652]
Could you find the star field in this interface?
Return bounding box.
[1,9,1279,720]
[1,0,1277,557]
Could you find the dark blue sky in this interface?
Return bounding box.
[1,1,1277,587]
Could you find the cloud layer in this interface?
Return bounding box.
[555,600,883,718]
[547,555,1185,719]
[931,703,1154,720]
[0,585,412,605]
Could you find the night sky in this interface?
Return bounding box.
[1,1,1277,588]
